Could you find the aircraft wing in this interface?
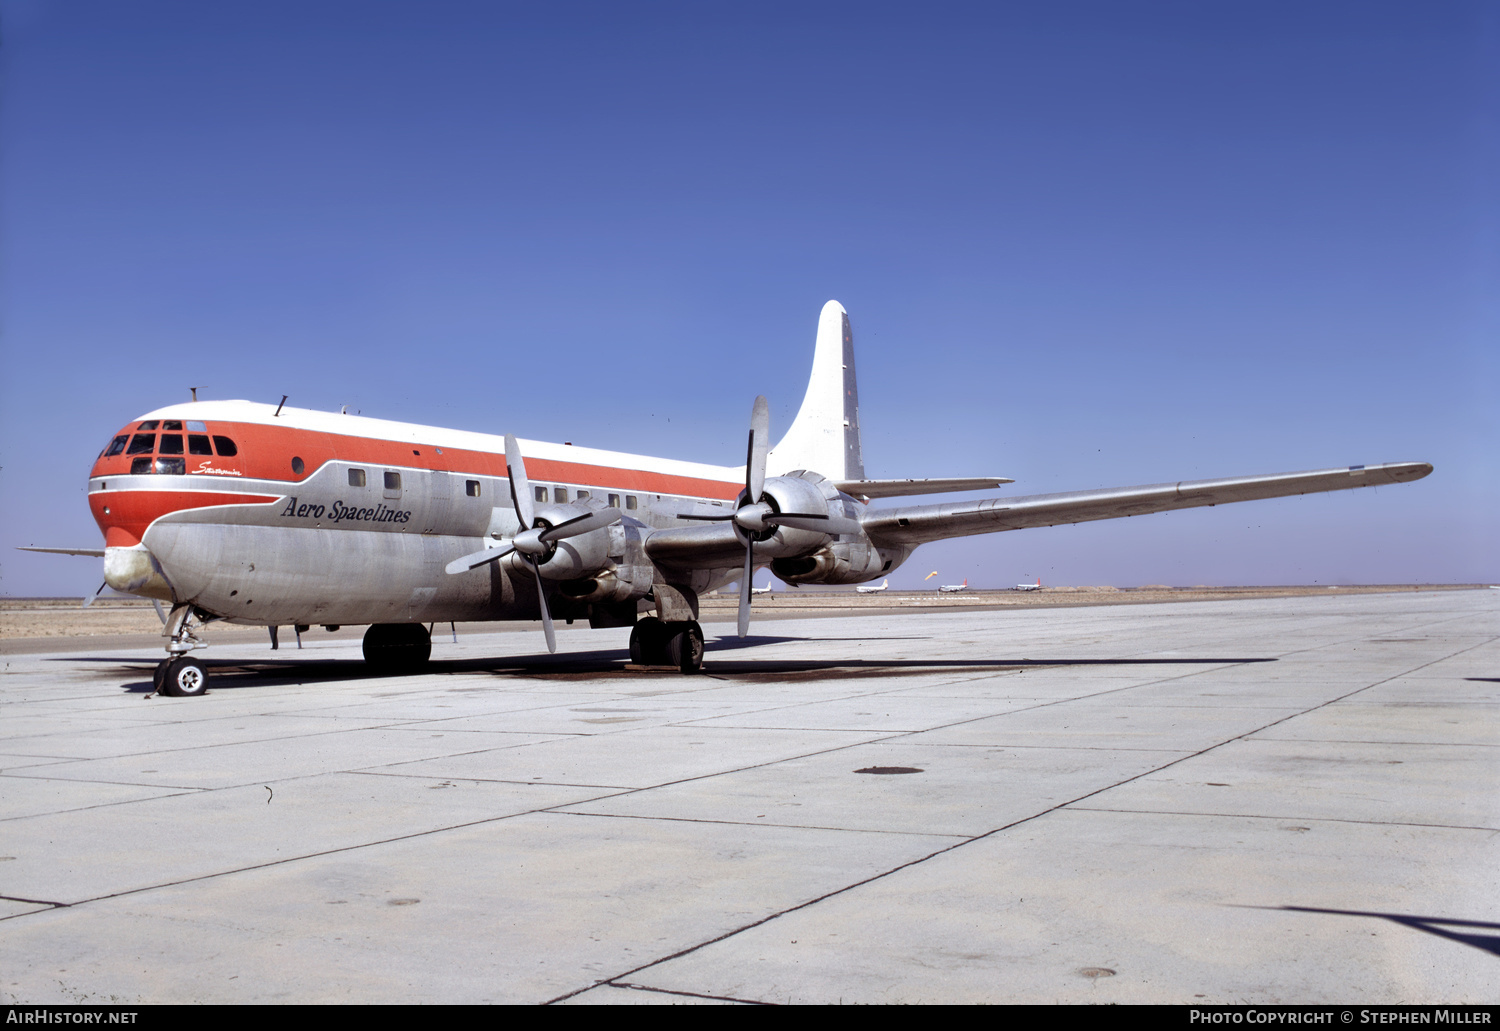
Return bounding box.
[860,462,1432,547]
[834,477,1013,499]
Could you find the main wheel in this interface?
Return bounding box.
[363,623,432,674]
[629,617,669,665]
[665,621,705,673]
[160,656,208,697]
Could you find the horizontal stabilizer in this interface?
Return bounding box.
[18,546,106,558]
[834,477,1013,499]
[862,462,1433,546]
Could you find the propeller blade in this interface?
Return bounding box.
[532,558,556,653]
[746,395,769,501]
[675,511,736,521]
[766,512,863,535]
[538,507,622,543]
[81,581,107,608]
[505,434,535,530]
[737,540,754,639]
[445,544,516,575]
[152,599,167,624]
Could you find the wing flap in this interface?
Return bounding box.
[861,462,1433,547]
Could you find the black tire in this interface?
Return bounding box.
[363,623,432,674]
[665,621,705,673]
[629,617,668,665]
[161,656,208,697]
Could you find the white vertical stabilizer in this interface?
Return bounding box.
[767,300,865,480]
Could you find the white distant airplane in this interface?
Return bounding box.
[27,299,1432,695]
[938,578,969,593]
[750,581,772,595]
[855,578,889,594]
[1015,578,1042,591]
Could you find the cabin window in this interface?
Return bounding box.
[212,436,238,456]
[155,457,185,475]
[553,487,567,503]
[576,489,590,500]
[348,469,366,487]
[127,434,156,455]
[158,434,184,455]
[162,420,182,431]
[138,420,160,431]
[105,435,129,457]
[534,486,547,503]
[384,471,401,490]
[608,493,620,507]
[465,480,481,497]
[131,457,152,475]
[291,457,305,475]
[188,434,213,455]
[625,495,637,510]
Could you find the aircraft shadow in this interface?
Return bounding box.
[76,650,1276,693]
[1249,905,1500,958]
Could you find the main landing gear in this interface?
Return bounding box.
[629,617,705,673]
[363,623,432,674]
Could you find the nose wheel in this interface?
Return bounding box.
[155,656,209,697]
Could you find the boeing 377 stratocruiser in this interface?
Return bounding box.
[38,301,1432,695]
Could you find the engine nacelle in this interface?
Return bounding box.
[529,502,612,581]
[771,536,911,586]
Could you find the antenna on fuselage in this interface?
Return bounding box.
[274,395,287,417]
[189,386,206,402]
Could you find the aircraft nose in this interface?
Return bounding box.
[104,545,175,602]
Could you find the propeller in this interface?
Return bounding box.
[677,396,862,638]
[444,434,621,653]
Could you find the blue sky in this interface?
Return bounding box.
[2,1,1495,595]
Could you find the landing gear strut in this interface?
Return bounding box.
[363,623,432,674]
[155,604,214,696]
[629,617,704,673]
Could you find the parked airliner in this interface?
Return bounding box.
[939,579,969,593]
[31,300,1432,695]
[855,578,890,594]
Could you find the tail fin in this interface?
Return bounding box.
[768,300,865,480]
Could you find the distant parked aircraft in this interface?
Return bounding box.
[855,578,889,594]
[1015,578,1041,591]
[939,578,969,593]
[750,581,772,595]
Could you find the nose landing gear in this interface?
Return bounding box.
[155,656,209,697]
[154,604,215,696]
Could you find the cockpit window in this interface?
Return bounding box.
[188,434,213,455]
[131,457,152,475]
[138,420,160,431]
[127,433,156,455]
[212,436,238,456]
[162,420,182,431]
[186,420,207,432]
[155,457,185,475]
[158,434,184,455]
[105,435,129,457]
